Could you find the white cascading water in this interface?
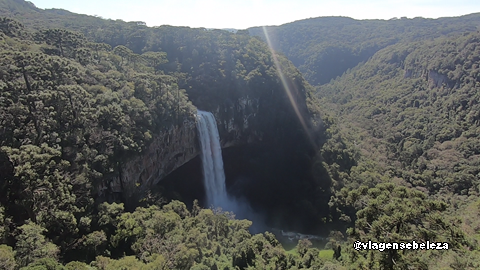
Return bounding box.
[196,110,230,208]
[196,110,266,233]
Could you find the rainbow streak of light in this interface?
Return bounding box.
[261,26,318,149]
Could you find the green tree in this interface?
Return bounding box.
[21,258,65,270]
[296,239,312,257]
[2,144,78,240]
[64,261,92,270]
[0,17,25,37]
[141,51,168,74]
[344,183,467,269]
[0,206,10,244]
[0,245,16,270]
[38,29,85,58]
[15,222,59,267]
[93,255,145,270]
[113,45,133,66]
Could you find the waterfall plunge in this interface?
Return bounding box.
[196,110,266,233]
[196,110,231,208]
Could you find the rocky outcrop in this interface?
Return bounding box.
[404,68,450,89]
[105,118,199,203]
[216,95,263,148]
[105,96,264,204]
[0,149,14,192]
[403,69,413,79]
[427,70,448,88]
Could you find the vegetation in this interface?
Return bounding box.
[311,28,480,269]
[252,9,480,269]
[0,1,324,268]
[249,14,480,85]
[1,0,480,269]
[318,31,480,193]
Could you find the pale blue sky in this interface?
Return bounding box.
[29,0,480,29]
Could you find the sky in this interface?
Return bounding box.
[29,0,480,29]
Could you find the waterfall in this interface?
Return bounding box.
[196,110,229,207]
[195,110,266,233]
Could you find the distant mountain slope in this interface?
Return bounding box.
[0,0,111,29]
[310,29,480,270]
[0,0,318,121]
[248,14,480,85]
[0,0,36,14]
[319,30,480,195]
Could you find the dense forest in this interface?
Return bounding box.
[248,14,480,85]
[1,0,480,269]
[316,30,480,269]
[249,11,480,269]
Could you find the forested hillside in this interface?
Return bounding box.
[249,14,480,85]
[251,10,480,270]
[319,31,480,192]
[314,29,480,268]
[0,1,332,268]
[1,0,480,269]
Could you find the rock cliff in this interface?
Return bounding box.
[104,95,264,204]
[404,68,450,88]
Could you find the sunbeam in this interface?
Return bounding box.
[261,26,318,150]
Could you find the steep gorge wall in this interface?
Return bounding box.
[104,119,198,202]
[103,96,263,204]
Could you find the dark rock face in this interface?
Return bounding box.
[105,95,267,205]
[427,70,448,88]
[103,119,199,204]
[160,132,323,234]
[405,68,450,88]
[104,56,317,207]
[0,149,14,202]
